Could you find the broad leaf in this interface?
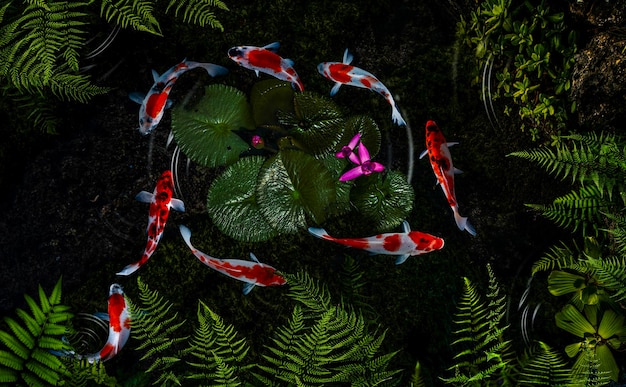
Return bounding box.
[250,79,295,126]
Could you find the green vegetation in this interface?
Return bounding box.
[457,0,577,139]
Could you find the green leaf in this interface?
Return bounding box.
[597,310,625,342]
[256,150,337,234]
[172,84,255,168]
[350,171,414,231]
[250,79,295,126]
[206,156,277,242]
[555,304,595,337]
[547,270,585,296]
[336,115,382,159]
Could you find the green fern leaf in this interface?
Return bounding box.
[518,341,573,386]
[99,0,161,35]
[586,256,626,301]
[165,0,228,30]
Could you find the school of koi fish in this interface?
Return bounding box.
[59,42,476,362]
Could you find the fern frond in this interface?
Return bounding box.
[99,0,161,35]
[525,184,609,235]
[531,241,580,275]
[518,341,572,386]
[284,272,333,314]
[165,0,228,30]
[585,256,626,301]
[130,277,187,383]
[0,277,73,386]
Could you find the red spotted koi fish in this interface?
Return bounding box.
[308,220,444,265]
[420,120,476,236]
[52,284,131,362]
[117,170,185,275]
[317,49,406,126]
[228,42,304,92]
[129,59,228,135]
[179,225,287,294]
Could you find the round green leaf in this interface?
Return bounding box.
[206,156,276,242]
[350,171,414,231]
[250,79,295,126]
[256,150,336,234]
[279,92,346,156]
[172,84,255,168]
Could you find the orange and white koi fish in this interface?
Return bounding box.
[179,225,287,294]
[117,170,185,275]
[228,42,304,91]
[308,220,444,265]
[52,284,131,363]
[129,59,228,135]
[317,49,406,126]
[420,120,476,236]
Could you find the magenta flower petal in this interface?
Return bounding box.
[347,133,361,149]
[357,142,371,163]
[361,161,385,175]
[348,151,361,165]
[335,133,361,159]
[339,166,365,182]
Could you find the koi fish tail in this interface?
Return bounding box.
[116,253,150,276]
[307,227,332,241]
[199,63,228,78]
[453,208,477,236]
[391,104,406,127]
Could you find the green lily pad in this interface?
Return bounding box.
[256,150,336,234]
[206,156,277,242]
[350,171,414,231]
[172,84,255,168]
[278,91,346,156]
[250,79,295,126]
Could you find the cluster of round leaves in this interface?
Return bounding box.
[171,79,414,242]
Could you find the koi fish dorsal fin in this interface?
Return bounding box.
[263,42,280,52]
[342,48,354,64]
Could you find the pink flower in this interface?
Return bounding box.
[338,136,385,182]
[251,135,265,149]
[335,133,361,165]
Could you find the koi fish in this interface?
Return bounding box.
[129,59,228,135]
[317,49,406,126]
[228,42,304,91]
[52,284,131,363]
[420,120,476,236]
[308,220,444,265]
[179,225,287,294]
[116,170,185,276]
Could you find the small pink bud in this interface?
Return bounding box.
[251,135,265,149]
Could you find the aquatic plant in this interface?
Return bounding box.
[517,341,572,386]
[175,79,413,242]
[0,277,73,386]
[457,0,577,138]
[441,264,516,386]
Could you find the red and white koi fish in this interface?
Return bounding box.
[420,120,476,236]
[52,284,131,363]
[117,170,185,276]
[179,225,287,294]
[308,220,444,265]
[129,59,228,135]
[317,49,406,126]
[228,42,304,92]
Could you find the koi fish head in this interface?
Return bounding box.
[228,46,249,64]
[109,283,124,297]
[426,120,439,133]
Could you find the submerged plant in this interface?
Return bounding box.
[176,79,413,241]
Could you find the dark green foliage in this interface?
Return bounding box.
[0,277,73,386]
[62,359,118,387]
[99,0,161,35]
[441,264,516,386]
[165,0,228,30]
[128,277,188,386]
[517,341,572,386]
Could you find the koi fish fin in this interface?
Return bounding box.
[419,149,428,159]
[308,227,330,240]
[330,82,342,96]
[401,220,411,233]
[391,105,407,126]
[446,142,459,147]
[135,191,154,203]
[165,99,174,110]
[170,198,185,212]
[284,58,295,67]
[93,312,109,321]
[255,70,260,77]
[128,92,145,105]
[453,209,477,236]
[200,63,229,77]
[342,48,353,64]
[249,252,260,263]
[116,262,140,276]
[242,283,255,295]
[263,42,280,52]
[179,225,193,249]
[454,167,463,174]
[151,69,160,83]
[395,254,410,265]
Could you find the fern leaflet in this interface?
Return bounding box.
[165,0,228,30]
